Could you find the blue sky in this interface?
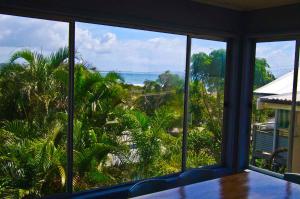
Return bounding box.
[0,14,295,75]
[256,41,295,77]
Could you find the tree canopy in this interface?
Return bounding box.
[254,58,275,88]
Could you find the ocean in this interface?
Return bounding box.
[101,71,184,86]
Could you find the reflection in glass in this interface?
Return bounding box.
[291,44,300,173]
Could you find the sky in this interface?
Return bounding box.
[0,14,295,75]
[256,41,295,77]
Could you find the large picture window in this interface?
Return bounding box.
[0,13,229,197]
[0,14,69,197]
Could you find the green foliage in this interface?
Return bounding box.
[0,47,275,198]
[137,71,184,115]
[191,49,226,91]
[157,70,184,91]
[189,50,226,156]
[254,58,275,89]
[187,128,219,167]
[251,58,276,124]
[0,48,69,198]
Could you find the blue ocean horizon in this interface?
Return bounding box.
[100,71,185,86]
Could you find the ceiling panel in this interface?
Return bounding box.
[192,0,300,10]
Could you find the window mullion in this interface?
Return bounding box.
[182,35,191,172]
[287,39,300,171]
[67,20,75,193]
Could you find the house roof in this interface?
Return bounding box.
[256,92,300,111]
[259,92,300,105]
[255,70,300,110]
[254,70,300,95]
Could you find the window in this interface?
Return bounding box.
[0,13,229,197]
[291,41,300,173]
[187,38,226,168]
[0,14,69,197]
[250,41,296,173]
[74,22,186,190]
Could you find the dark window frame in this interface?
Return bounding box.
[247,37,300,176]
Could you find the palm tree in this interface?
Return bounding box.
[9,48,69,119]
[0,47,187,197]
[0,48,69,198]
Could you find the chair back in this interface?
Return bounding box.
[128,179,169,197]
[284,173,300,184]
[177,168,215,186]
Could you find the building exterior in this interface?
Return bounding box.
[254,70,300,172]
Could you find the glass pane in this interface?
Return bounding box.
[0,15,69,197]
[250,41,295,174]
[187,39,226,168]
[292,43,300,173]
[74,22,186,191]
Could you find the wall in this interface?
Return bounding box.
[0,0,242,38]
[244,3,300,38]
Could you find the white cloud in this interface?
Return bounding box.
[75,26,187,72]
[0,14,186,72]
[0,14,227,73]
[0,29,11,40]
[0,14,68,51]
[75,27,117,53]
[191,46,213,55]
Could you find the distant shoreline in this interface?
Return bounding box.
[100,71,184,86]
[100,71,185,74]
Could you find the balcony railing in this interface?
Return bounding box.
[251,123,288,172]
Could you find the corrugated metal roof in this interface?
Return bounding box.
[254,70,300,95]
[258,92,300,105]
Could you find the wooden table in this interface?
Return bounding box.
[133,170,300,199]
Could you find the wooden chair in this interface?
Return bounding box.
[177,168,215,186]
[128,179,169,197]
[284,173,300,184]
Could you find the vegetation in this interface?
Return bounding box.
[0,46,275,198]
[250,57,277,171]
[252,58,276,124]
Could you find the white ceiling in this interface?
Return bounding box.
[192,0,300,11]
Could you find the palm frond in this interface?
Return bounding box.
[57,165,66,187]
[1,120,30,139]
[48,47,69,68]
[0,129,19,145]
[9,49,35,65]
[9,49,46,67]
[33,121,63,171]
[104,71,124,83]
[74,143,112,175]
[52,67,69,86]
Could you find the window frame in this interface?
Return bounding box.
[246,37,300,176]
[184,36,229,170]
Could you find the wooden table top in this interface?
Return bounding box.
[133,170,300,199]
